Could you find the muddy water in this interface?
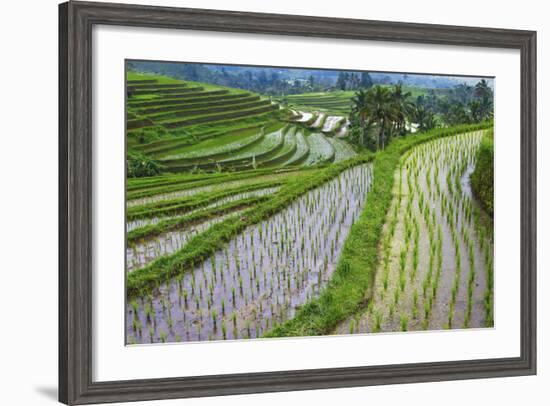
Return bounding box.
[126,187,281,232]
[126,164,373,344]
[334,132,493,335]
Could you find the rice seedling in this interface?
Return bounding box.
[126,114,491,343]
[400,314,409,332]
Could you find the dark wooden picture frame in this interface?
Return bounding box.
[59,1,537,404]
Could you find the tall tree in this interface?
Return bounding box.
[410,104,437,132]
[357,86,396,150]
[478,96,494,121]
[360,72,374,89]
[444,103,470,126]
[390,84,413,135]
[469,100,482,122]
[336,72,347,90]
[453,83,474,105]
[474,79,493,100]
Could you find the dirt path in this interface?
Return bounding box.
[334,131,493,335]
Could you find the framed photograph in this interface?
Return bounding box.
[59,1,536,404]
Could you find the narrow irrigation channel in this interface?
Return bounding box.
[126,164,373,344]
[335,131,493,335]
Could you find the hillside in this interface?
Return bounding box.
[126,72,356,174]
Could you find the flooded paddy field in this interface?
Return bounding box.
[126,186,281,232]
[126,164,373,344]
[334,132,493,335]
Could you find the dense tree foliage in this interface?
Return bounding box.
[348,79,494,151]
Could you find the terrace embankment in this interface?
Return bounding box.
[333,131,494,335]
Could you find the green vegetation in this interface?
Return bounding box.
[279,91,355,115]
[470,128,494,217]
[348,81,493,152]
[126,150,163,178]
[266,122,491,337]
[125,68,494,344]
[127,154,373,298]
[127,72,351,175]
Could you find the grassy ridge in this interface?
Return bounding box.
[265,121,493,338]
[127,166,307,192]
[470,128,494,218]
[126,155,374,298]
[127,180,284,221]
[128,195,268,244]
[128,166,287,200]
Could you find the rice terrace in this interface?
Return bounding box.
[125,61,494,344]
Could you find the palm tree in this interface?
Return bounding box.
[358,86,395,150]
[349,117,375,150]
[479,96,494,121]
[410,104,437,132]
[474,79,492,100]
[351,89,368,116]
[390,84,413,135]
[469,100,482,122]
[453,83,474,104]
[444,103,470,126]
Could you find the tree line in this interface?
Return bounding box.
[348,79,493,151]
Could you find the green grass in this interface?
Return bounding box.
[127,179,285,221]
[136,95,260,115]
[264,121,492,338]
[280,91,355,115]
[127,166,309,194]
[127,195,267,244]
[470,127,494,217]
[160,104,278,129]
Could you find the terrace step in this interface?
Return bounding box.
[127,90,230,107]
[131,86,204,96]
[127,117,154,130]
[159,132,266,165]
[165,130,285,171]
[136,95,259,115]
[161,104,278,129]
[302,133,335,165]
[283,131,310,166]
[127,83,188,91]
[135,132,219,155]
[258,133,298,168]
[149,99,272,122]
[127,79,158,85]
